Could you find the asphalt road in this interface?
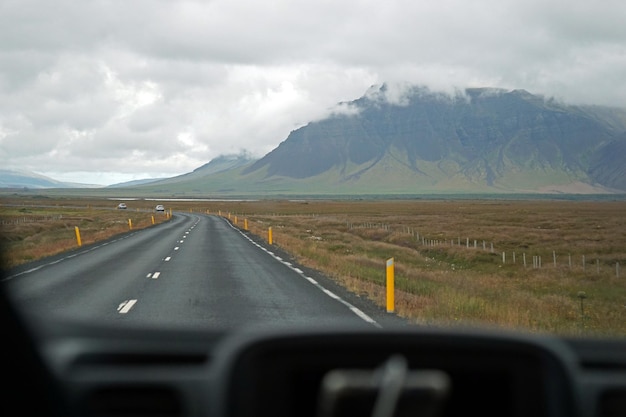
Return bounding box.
[4,213,408,330]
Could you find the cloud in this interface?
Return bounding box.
[1,0,625,185]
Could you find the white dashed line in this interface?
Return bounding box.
[118,299,137,314]
[164,257,171,261]
[152,272,161,279]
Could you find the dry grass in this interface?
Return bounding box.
[3,196,626,336]
[1,197,170,269]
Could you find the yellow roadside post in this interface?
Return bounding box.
[244,219,248,231]
[128,219,132,230]
[386,258,395,313]
[268,227,273,245]
[151,216,155,225]
[74,227,82,247]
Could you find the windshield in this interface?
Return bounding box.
[1,1,626,339]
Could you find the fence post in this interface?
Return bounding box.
[583,255,586,272]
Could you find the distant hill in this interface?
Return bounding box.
[0,169,93,189]
[107,178,166,188]
[138,153,257,194]
[137,85,626,195]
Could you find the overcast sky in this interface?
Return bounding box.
[2,0,625,185]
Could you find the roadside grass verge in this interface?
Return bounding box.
[1,200,169,269]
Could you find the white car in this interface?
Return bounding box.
[155,204,165,212]
[117,203,127,209]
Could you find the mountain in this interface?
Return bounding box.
[0,169,92,189]
[138,85,626,195]
[139,153,257,194]
[107,178,167,188]
[240,86,626,194]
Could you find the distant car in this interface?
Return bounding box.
[117,203,127,209]
[155,204,165,212]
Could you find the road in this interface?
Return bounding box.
[4,213,407,330]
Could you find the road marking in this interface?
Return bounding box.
[323,289,340,299]
[349,306,380,326]
[118,299,137,314]
[174,247,180,250]
[152,272,161,279]
[164,257,171,261]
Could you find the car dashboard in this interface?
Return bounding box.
[20,316,626,417]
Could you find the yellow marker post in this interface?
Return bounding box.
[128,219,133,230]
[75,226,82,247]
[386,258,395,313]
[234,216,238,225]
[151,215,155,225]
[268,227,273,245]
[244,219,248,231]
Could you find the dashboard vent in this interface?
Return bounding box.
[73,352,210,367]
[82,384,184,417]
[598,389,626,417]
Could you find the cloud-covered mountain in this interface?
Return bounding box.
[238,85,626,194]
[136,85,626,195]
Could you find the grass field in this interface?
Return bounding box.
[0,197,171,268]
[2,195,625,337]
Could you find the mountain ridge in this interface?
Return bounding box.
[234,85,626,194]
